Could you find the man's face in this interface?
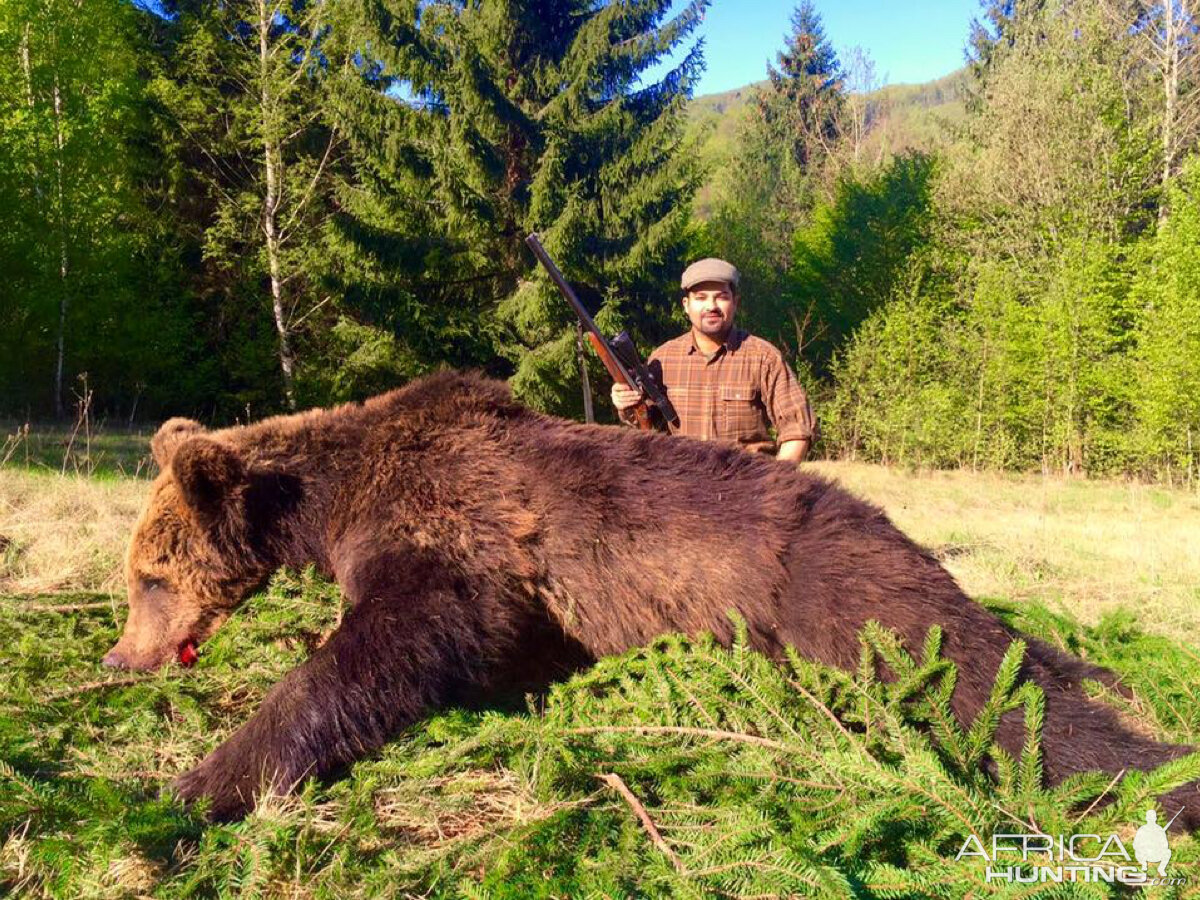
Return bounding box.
[682,280,738,340]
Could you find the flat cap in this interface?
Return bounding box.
[681,258,739,292]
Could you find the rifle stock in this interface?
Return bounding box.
[583,332,653,430]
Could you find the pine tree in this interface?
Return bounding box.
[760,0,843,176]
[330,0,707,416]
[966,0,1046,93]
[698,2,843,370]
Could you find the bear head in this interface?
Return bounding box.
[104,418,278,671]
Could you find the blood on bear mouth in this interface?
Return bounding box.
[178,639,199,668]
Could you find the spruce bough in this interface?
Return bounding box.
[3,571,1199,897]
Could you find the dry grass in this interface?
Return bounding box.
[0,469,146,594]
[812,461,1200,641]
[373,769,582,850]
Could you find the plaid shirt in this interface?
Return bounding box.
[621,328,816,454]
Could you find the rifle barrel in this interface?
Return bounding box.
[524,234,602,335]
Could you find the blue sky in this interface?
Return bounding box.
[656,0,981,95]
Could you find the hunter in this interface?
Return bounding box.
[612,258,815,461]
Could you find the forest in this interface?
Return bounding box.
[1,0,1198,483]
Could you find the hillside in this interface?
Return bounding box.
[685,68,970,217]
[864,67,970,154]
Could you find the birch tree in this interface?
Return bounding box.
[1124,0,1200,215]
[0,0,147,416]
[153,0,341,410]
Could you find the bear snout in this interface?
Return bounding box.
[101,649,131,669]
[101,641,173,671]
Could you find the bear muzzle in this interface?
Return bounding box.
[102,642,175,671]
[103,639,199,670]
[103,606,231,670]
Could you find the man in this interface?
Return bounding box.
[612,258,815,461]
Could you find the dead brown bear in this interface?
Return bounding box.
[106,371,1199,823]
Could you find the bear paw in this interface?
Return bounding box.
[175,746,270,822]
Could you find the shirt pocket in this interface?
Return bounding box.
[718,384,761,437]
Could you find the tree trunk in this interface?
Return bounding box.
[574,324,593,424]
[52,73,69,419]
[1160,0,1179,223]
[973,335,988,471]
[259,0,297,410]
[1125,0,1200,223]
[20,24,41,203]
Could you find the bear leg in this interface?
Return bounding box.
[176,548,524,821]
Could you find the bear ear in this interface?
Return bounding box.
[171,437,247,532]
[152,418,206,469]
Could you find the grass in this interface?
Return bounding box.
[6,578,1200,898]
[0,420,154,480]
[812,463,1200,643]
[3,456,1200,897]
[0,469,146,595]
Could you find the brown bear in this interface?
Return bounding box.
[106,371,1199,823]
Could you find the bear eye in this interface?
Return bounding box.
[141,577,168,593]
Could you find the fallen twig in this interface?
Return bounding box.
[10,600,113,613]
[597,772,684,874]
[1071,768,1125,825]
[44,676,153,701]
[568,725,793,752]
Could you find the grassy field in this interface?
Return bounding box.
[1,420,154,479]
[814,463,1200,643]
[3,454,1200,897]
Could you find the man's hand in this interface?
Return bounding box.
[777,438,810,463]
[611,383,644,412]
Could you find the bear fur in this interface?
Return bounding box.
[107,371,1199,823]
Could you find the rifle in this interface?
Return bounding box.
[525,233,679,430]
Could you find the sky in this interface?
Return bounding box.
[654,0,982,96]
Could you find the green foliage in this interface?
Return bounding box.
[823,288,974,468]
[759,0,843,173]
[4,573,1200,897]
[0,0,201,419]
[1131,158,1200,485]
[296,316,428,405]
[966,0,1037,94]
[941,2,1155,255]
[790,151,936,372]
[329,0,707,418]
[819,1,1198,481]
[823,237,1146,474]
[0,0,1196,487]
[695,1,844,359]
[147,0,347,413]
[986,599,1200,742]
